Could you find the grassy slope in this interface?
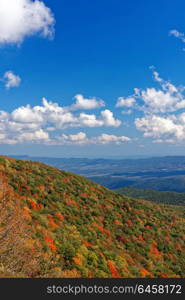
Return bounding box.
[0,156,185,278]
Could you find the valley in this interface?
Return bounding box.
[12,155,185,192]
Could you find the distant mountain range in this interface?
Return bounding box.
[0,156,185,278]
[10,155,185,192]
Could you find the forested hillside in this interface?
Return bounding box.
[0,156,184,278]
[116,187,185,206]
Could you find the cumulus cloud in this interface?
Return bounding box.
[9,98,121,129]
[101,110,121,127]
[3,71,21,89]
[76,110,121,128]
[18,129,49,142]
[59,132,89,145]
[0,0,55,45]
[116,97,136,108]
[78,113,103,127]
[95,134,131,144]
[57,132,131,145]
[137,88,180,113]
[135,114,185,143]
[12,105,44,123]
[136,72,185,113]
[115,68,185,143]
[117,70,185,114]
[0,97,122,144]
[70,94,105,110]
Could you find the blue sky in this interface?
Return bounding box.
[1,0,185,157]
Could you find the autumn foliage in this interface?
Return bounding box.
[0,156,184,278]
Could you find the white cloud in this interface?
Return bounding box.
[11,97,77,129]
[152,71,163,83]
[114,68,185,144]
[78,113,103,127]
[12,105,44,123]
[95,133,131,144]
[153,71,178,93]
[59,132,89,145]
[101,110,121,127]
[3,71,21,89]
[138,88,181,113]
[70,94,105,110]
[136,73,185,113]
[77,110,121,128]
[0,97,122,144]
[5,121,40,132]
[18,129,49,142]
[116,97,136,108]
[118,70,185,114]
[169,29,185,43]
[135,114,185,142]
[10,98,122,129]
[0,0,55,45]
[56,132,131,145]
